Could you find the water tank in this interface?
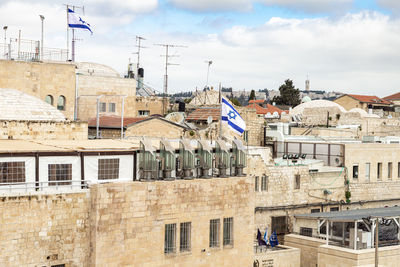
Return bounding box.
[179,102,186,112]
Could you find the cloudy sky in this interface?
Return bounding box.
[1,0,400,96]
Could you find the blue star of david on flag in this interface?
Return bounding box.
[221,97,246,135]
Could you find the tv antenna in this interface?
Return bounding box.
[154,43,187,114]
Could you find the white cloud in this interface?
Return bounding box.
[260,0,353,14]
[168,0,253,12]
[377,0,400,14]
[168,0,353,13]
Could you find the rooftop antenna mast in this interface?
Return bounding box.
[154,43,187,115]
[132,36,147,90]
[204,60,213,105]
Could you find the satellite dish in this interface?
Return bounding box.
[207,116,213,125]
[165,112,185,124]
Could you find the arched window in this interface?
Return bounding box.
[45,95,53,105]
[57,95,66,111]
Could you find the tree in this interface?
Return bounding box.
[249,90,256,101]
[272,79,301,107]
[230,98,242,106]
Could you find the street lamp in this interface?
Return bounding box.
[205,60,212,89]
[3,26,7,59]
[39,15,44,60]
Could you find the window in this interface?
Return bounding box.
[109,103,116,113]
[271,216,287,235]
[388,162,393,179]
[377,162,382,180]
[57,95,66,111]
[99,102,106,112]
[398,162,400,178]
[48,164,72,186]
[51,265,65,267]
[138,110,150,116]
[209,219,220,248]
[366,163,370,181]
[98,158,119,180]
[255,176,259,192]
[352,165,359,179]
[45,95,53,105]
[243,131,249,143]
[261,175,268,191]
[295,174,300,189]
[0,162,25,184]
[311,208,321,213]
[223,217,234,246]
[164,223,176,254]
[300,227,312,237]
[180,222,191,252]
[330,207,339,212]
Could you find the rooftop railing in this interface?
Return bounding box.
[0,180,89,195]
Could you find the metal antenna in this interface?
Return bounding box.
[154,43,187,115]
[134,36,146,70]
[205,60,213,89]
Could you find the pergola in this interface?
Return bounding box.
[295,206,400,250]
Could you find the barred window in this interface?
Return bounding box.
[300,227,312,237]
[255,176,259,192]
[261,175,268,191]
[109,103,116,113]
[164,223,176,254]
[0,162,25,184]
[98,158,119,180]
[209,219,220,248]
[48,164,72,186]
[223,217,234,246]
[180,222,191,252]
[99,102,106,112]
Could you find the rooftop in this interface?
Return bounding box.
[295,206,400,222]
[88,115,147,128]
[383,92,400,101]
[186,107,220,122]
[346,94,392,105]
[0,88,66,121]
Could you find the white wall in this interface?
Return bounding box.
[84,155,134,183]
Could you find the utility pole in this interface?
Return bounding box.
[205,60,213,89]
[154,43,187,115]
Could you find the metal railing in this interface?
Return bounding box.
[0,180,89,194]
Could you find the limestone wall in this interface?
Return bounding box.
[124,118,189,139]
[135,96,164,116]
[237,107,265,146]
[0,192,91,267]
[89,179,254,267]
[284,234,326,267]
[0,120,88,140]
[0,60,76,119]
[253,245,300,267]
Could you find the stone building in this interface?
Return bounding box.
[0,88,87,140]
[0,59,76,119]
[334,94,394,117]
[88,115,191,139]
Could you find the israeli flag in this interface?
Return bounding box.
[68,9,93,34]
[221,97,246,135]
[263,227,268,245]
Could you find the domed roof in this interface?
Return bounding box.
[290,100,346,115]
[0,89,66,121]
[75,62,120,77]
[348,108,380,118]
[302,96,312,103]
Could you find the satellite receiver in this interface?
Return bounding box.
[207,116,212,125]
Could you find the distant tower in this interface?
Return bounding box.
[305,75,310,91]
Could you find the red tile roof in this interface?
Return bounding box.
[246,103,285,115]
[88,115,146,128]
[383,92,400,101]
[186,107,220,122]
[248,99,266,104]
[347,94,392,105]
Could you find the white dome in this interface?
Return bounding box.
[0,89,66,121]
[290,100,346,115]
[302,96,312,103]
[348,108,380,118]
[75,62,120,77]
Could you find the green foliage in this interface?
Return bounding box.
[183,98,192,104]
[249,90,256,101]
[189,130,195,137]
[345,190,351,203]
[336,114,341,120]
[272,79,301,107]
[230,98,242,106]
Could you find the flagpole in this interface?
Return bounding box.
[219,82,222,140]
[66,5,69,61]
